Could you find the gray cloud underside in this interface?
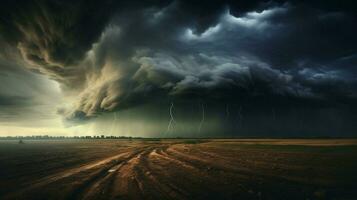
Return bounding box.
[0,0,356,123]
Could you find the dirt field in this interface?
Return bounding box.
[0,139,356,200]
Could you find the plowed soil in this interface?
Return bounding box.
[0,139,356,200]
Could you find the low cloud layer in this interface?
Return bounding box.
[0,0,356,135]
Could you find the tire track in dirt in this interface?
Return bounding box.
[123,146,170,199]
[4,142,332,200]
[143,145,235,199]
[64,145,158,200]
[13,143,255,199]
[133,145,190,199]
[105,146,160,200]
[78,144,193,200]
[162,145,274,198]
[3,140,357,200]
[148,147,212,198]
[4,147,144,199]
[68,146,152,200]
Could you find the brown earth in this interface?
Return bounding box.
[0,139,356,200]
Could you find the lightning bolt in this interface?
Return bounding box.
[166,102,176,135]
[198,102,205,133]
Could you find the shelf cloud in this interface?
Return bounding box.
[0,0,356,136]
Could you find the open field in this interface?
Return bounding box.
[0,139,357,200]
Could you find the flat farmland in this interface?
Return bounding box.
[0,139,356,200]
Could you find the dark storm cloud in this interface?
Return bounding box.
[0,0,168,88]
[0,0,114,88]
[0,0,357,134]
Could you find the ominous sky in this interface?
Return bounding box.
[0,0,356,137]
